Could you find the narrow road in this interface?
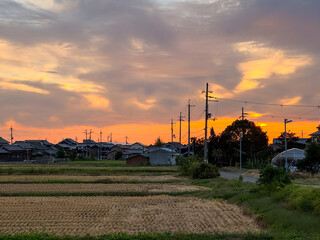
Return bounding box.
[220,171,319,188]
[220,172,258,183]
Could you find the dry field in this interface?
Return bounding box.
[0,175,182,182]
[0,196,260,235]
[0,183,208,193]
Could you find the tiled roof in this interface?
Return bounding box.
[0,137,9,144]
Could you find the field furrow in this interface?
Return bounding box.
[0,196,260,235]
[0,183,208,193]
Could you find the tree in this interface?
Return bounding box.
[56,148,66,158]
[115,151,123,160]
[277,131,305,151]
[218,119,269,166]
[297,143,320,174]
[190,137,204,158]
[208,128,220,165]
[154,137,164,146]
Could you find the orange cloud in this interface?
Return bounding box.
[234,41,312,93]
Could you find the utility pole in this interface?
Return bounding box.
[89,129,94,141]
[171,119,175,142]
[202,83,213,163]
[125,136,129,145]
[83,129,88,141]
[10,126,14,144]
[188,99,195,156]
[110,133,112,143]
[100,130,102,143]
[239,107,248,177]
[178,112,185,144]
[284,118,293,172]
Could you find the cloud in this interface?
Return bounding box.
[0,0,320,136]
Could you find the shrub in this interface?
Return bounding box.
[115,151,123,160]
[297,142,320,174]
[272,185,320,215]
[190,162,220,179]
[176,155,202,176]
[257,165,291,192]
[56,148,66,158]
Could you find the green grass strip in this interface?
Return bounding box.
[0,233,274,240]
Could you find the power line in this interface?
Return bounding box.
[215,97,320,108]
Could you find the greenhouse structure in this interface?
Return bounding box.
[271,148,306,170]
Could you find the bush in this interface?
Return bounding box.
[272,185,320,215]
[115,151,123,160]
[176,155,202,176]
[297,142,320,174]
[257,165,291,192]
[176,155,219,179]
[190,162,220,179]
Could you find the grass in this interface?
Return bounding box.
[0,233,274,240]
[0,166,178,175]
[0,179,183,184]
[172,178,320,240]
[60,160,126,167]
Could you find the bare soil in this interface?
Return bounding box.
[0,196,261,235]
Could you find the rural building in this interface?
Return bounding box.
[149,147,179,166]
[2,145,27,161]
[0,147,10,161]
[310,125,320,143]
[0,137,9,146]
[126,154,149,165]
[129,142,146,151]
[106,150,119,160]
[271,148,305,170]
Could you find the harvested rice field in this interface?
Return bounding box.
[0,174,182,183]
[0,196,261,235]
[0,183,208,193]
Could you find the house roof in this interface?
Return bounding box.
[150,147,178,153]
[130,142,146,147]
[126,154,149,160]
[0,137,9,144]
[310,130,320,136]
[3,145,25,151]
[13,142,34,149]
[59,138,78,145]
[0,147,10,154]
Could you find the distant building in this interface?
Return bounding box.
[149,147,179,166]
[271,148,305,169]
[310,125,320,143]
[0,137,9,146]
[126,154,149,166]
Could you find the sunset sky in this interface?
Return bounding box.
[0,0,320,145]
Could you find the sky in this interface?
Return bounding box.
[0,0,320,145]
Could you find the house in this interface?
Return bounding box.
[0,147,10,161]
[106,150,119,160]
[310,125,320,143]
[126,154,149,166]
[2,145,27,161]
[149,147,179,166]
[0,137,9,146]
[129,142,146,151]
[13,141,34,160]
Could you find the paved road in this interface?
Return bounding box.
[220,171,319,188]
[220,171,258,183]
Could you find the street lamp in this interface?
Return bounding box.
[284,118,293,172]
